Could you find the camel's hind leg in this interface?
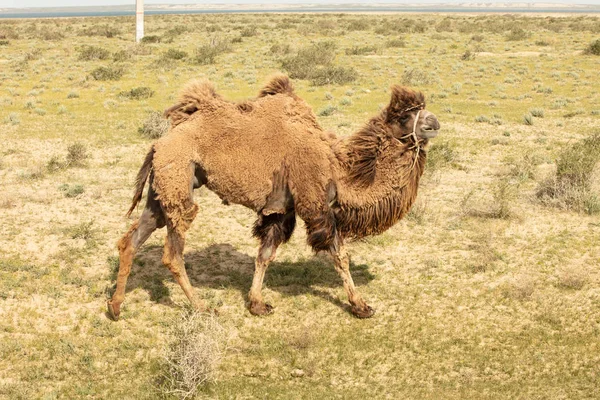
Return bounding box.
[330,237,375,318]
[107,195,165,321]
[162,220,207,312]
[248,211,296,315]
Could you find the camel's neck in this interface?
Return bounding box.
[332,123,426,239]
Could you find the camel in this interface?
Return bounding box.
[107,74,440,320]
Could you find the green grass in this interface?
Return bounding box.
[0,12,599,400]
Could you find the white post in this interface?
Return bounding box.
[135,0,144,43]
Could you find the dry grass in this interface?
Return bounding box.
[1,12,600,400]
[160,311,226,399]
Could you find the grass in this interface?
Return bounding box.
[1,12,600,400]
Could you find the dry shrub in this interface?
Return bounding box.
[138,111,170,139]
[500,274,535,300]
[426,141,458,172]
[385,38,406,48]
[557,266,587,290]
[141,35,161,44]
[160,311,225,399]
[345,45,377,55]
[584,39,600,55]
[119,87,154,100]
[193,37,231,65]
[78,45,110,61]
[401,68,436,86]
[90,65,124,81]
[79,24,120,38]
[66,142,89,167]
[281,41,357,86]
[461,178,518,220]
[537,132,600,214]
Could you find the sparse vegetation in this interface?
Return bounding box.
[90,65,125,81]
[138,111,170,138]
[584,38,600,55]
[2,13,600,400]
[193,38,231,65]
[119,86,155,100]
[78,45,111,61]
[537,132,600,214]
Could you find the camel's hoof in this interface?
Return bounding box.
[106,300,120,321]
[248,302,274,316]
[351,304,375,319]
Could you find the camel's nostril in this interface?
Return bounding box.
[425,115,440,130]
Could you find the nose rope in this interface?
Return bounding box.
[399,109,423,170]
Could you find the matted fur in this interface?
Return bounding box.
[133,75,432,248]
[112,75,438,319]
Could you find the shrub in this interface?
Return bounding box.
[401,68,433,86]
[584,39,600,55]
[537,132,600,213]
[141,35,161,44]
[90,66,124,81]
[269,43,291,55]
[461,49,475,60]
[240,25,258,37]
[345,45,377,55]
[119,87,154,100]
[318,105,338,117]
[39,29,64,41]
[529,108,545,118]
[194,38,230,65]
[138,111,170,139]
[58,183,85,198]
[66,142,89,167]
[426,141,458,172]
[163,48,187,60]
[311,66,358,86]
[113,50,132,62]
[385,38,405,48]
[79,24,120,38]
[506,28,529,41]
[160,311,225,399]
[78,45,110,61]
[0,40,8,46]
[523,113,534,125]
[347,20,370,31]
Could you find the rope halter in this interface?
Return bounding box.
[398,103,425,169]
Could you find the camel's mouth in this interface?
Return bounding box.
[419,129,439,139]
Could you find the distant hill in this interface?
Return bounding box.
[2,2,600,15]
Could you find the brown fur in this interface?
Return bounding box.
[111,74,438,319]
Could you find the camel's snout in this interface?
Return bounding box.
[419,112,440,139]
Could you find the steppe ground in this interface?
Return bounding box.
[0,12,599,399]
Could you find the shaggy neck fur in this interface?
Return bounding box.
[333,114,427,239]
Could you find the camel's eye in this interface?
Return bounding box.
[399,115,411,124]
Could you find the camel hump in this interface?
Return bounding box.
[258,74,295,98]
[164,79,222,127]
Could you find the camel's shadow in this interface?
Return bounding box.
[109,243,375,314]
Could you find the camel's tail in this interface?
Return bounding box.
[126,147,155,218]
[258,74,295,98]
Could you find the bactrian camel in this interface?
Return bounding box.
[107,74,440,320]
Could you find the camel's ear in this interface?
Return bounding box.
[385,85,425,122]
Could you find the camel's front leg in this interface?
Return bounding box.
[330,239,375,318]
[248,211,295,316]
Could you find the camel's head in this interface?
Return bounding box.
[384,85,440,143]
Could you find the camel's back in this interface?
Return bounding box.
[155,93,334,213]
